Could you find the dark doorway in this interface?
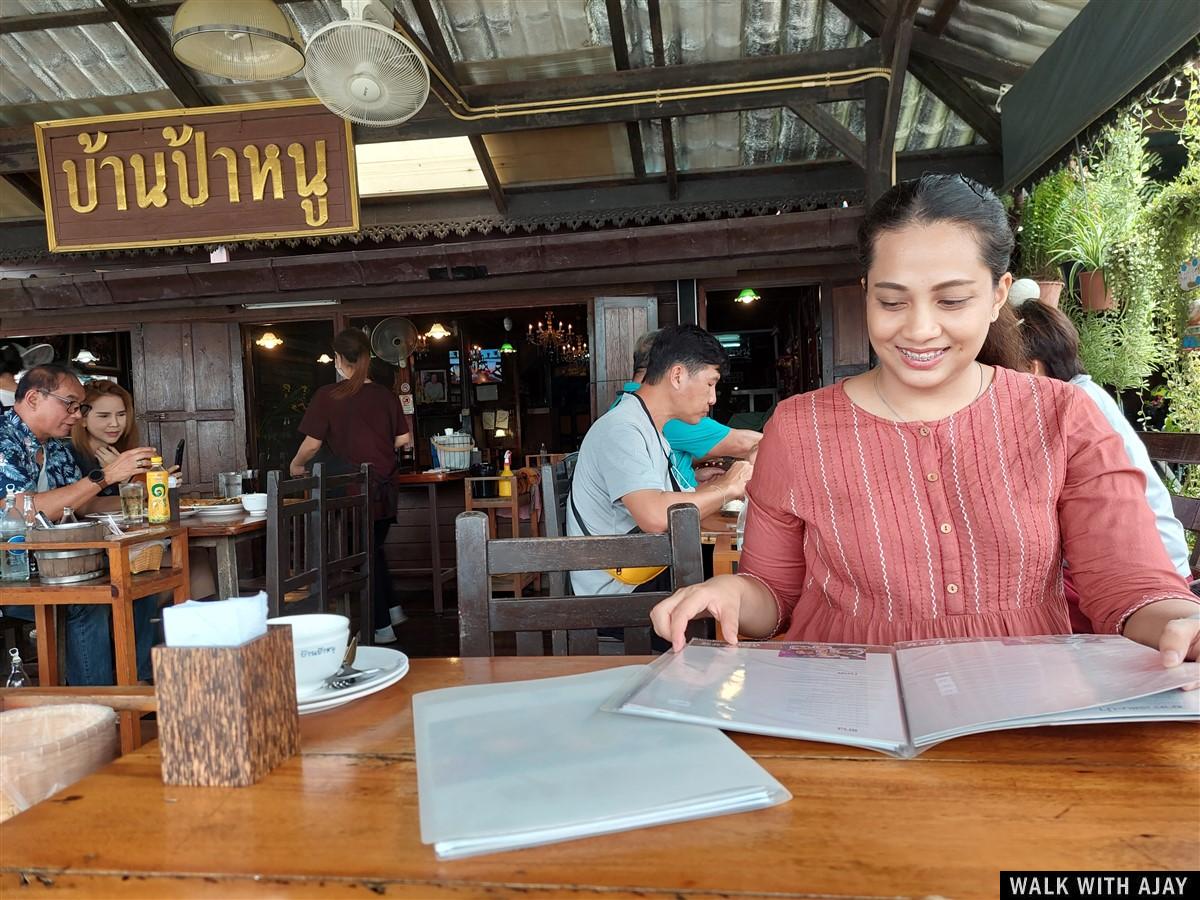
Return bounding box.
[704,285,822,429]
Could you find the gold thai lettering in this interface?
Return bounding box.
[289,141,329,227]
[99,156,127,211]
[288,141,328,198]
[60,131,108,214]
[301,197,329,227]
[61,159,98,213]
[242,143,284,201]
[129,152,168,209]
[163,125,208,207]
[78,131,107,154]
[211,146,240,203]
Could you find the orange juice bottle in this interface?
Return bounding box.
[146,456,170,524]
[498,450,513,498]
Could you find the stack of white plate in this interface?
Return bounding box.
[297,647,409,715]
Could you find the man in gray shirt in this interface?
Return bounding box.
[567,325,752,595]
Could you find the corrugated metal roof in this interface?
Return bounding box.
[0,0,1085,178]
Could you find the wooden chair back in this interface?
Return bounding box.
[456,503,705,657]
[265,467,323,617]
[1137,431,1200,578]
[539,454,578,595]
[321,463,373,643]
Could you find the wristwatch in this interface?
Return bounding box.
[87,468,107,489]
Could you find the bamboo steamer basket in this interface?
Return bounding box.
[31,521,107,584]
[0,704,118,822]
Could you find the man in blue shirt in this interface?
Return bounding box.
[617,330,761,488]
[0,365,159,685]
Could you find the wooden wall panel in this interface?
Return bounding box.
[132,322,247,495]
[831,282,870,378]
[591,296,657,417]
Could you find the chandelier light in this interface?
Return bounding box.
[72,349,99,365]
[316,353,333,364]
[426,322,451,340]
[171,0,305,82]
[256,331,283,350]
[734,288,761,304]
[527,310,574,354]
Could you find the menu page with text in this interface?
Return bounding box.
[895,635,1200,748]
[607,640,910,754]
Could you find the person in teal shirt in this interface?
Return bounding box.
[614,330,761,487]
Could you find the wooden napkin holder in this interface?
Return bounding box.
[152,624,300,787]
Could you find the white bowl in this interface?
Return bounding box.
[266,614,350,696]
[241,493,268,516]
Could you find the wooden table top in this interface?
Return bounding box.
[2,656,1197,899]
[394,469,468,484]
[182,511,268,537]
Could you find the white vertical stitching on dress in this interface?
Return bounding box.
[849,404,894,620]
[810,395,863,615]
[891,420,938,619]
[948,413,982,614]
[1026,374,1057,569]
[989,387,1026,607]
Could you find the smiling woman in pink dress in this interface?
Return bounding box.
[652,174,1199,674]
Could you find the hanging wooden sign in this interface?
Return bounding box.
[35,99,358,253]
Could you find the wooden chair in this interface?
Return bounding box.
[320,463,373,643]
[524,452,567,469]
[456,503,706,657]
[540,454,578,595]
[264,467,322,617]
[1137,431,1200,579]
[463,469,540,597]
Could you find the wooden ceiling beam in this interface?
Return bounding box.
[3,173,45,211]
[0,46,877,172]
[878,0,921,168]
[98,0,209,109]
[786,100,865,170]
[0,10,114,33]
[408,0,506,214]
[925,0,961,37]
[605,0,647,180]
[0,1,315,35]
[648,0,678,199]
[829,0,1000,144]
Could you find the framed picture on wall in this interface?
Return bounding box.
[418,369,448,404]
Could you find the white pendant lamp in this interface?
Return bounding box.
[171,0,305,82]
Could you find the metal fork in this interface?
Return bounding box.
[324,637,383,689]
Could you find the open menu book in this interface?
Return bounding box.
[603,637,1199,758]
[413,666,790,860]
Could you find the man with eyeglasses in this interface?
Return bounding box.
[0,364,160,685]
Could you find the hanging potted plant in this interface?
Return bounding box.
[1052,199,1115,311]
[1018,168,1073,306]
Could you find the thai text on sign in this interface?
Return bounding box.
[35,99,359,252]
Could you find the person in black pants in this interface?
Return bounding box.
[289,329,412,644]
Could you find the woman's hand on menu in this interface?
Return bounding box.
[650,573,777,653]
[1123,598,1200,690]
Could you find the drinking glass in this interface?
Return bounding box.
[119,482,145,523]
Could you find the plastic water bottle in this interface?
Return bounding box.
[21,493,38,578]
[6,647,30,688]
[735,500,748,551]
[0,486,29,581]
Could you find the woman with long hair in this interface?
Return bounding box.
[291,328,413,644]
[70,380,141,496]
[652,174,1198,671]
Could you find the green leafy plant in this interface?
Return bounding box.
[1018,168,1074,279]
